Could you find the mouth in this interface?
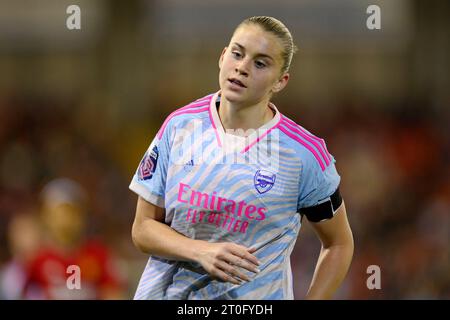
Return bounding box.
[228,78,247,88]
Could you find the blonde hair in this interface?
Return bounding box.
[235,16,298,74]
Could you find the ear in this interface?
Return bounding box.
[218,47,227,69]
[272,73,290,93]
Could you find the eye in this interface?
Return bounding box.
[255,60,267,69]
[231,51,242,59]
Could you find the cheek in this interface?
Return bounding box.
[219,58,234,80]
[221,55,234,70]
[219,67,226,84]
[254,75,275,90]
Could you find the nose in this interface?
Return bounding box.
[235,59,250,77]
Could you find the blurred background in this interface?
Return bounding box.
[0,0,448,299]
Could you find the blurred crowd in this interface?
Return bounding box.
[0,91,146,299]
[290,97,450,299]
[0,89,448,299]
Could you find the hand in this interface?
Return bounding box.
[194,242,261,285]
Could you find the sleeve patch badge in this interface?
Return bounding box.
[138,145,159,181]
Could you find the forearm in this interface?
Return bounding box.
[132,218,204,263]
[305,242,354,300]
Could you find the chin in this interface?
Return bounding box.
[221,88,246,104]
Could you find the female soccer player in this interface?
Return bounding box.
[130,16,354,299]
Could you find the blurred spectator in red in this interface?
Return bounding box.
[22,178,125,299]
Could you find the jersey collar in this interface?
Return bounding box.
[208,90,281,153]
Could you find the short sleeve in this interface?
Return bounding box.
[297,155,341,211]
[129,121,173,208]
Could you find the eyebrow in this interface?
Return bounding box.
[232,42,275,61]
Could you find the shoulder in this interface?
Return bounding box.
[156,93,214,140]
[277,113,334,172]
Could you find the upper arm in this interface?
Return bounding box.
[307,201,353,248]
[131,197,166,252]
[134,196,166,226]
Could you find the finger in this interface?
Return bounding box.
[216,260,250,282]
[223,253,259,274]
[212,268,241,285]
[229,246,261,267]
[234,257,261,274]
[240,251,261,267]
[247,247,257,253]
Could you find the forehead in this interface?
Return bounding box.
[230,24,283,60]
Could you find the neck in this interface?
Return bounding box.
[218,97,274,134]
